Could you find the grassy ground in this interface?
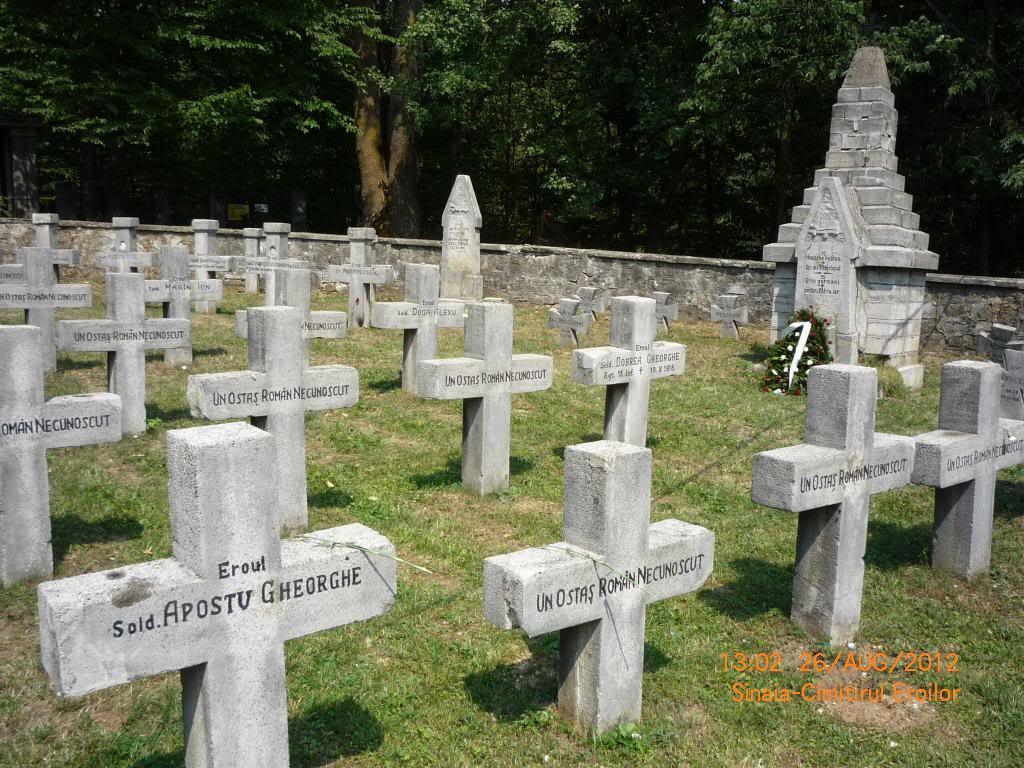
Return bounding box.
[1,273,1022,767]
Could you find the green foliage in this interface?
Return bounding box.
[760,307,832,395]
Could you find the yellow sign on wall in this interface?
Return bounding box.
[227,204,250,221]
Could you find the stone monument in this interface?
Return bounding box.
[547,298,592,348]
[575,287,606,319]
[95,217,156,273]
[325,227,394,328]
[191,219,242,314]
[440,175,484,301]
[710,285,749,340]
[652,291,678,333]
[33,213,81,281]
[243,227,264,294]
[144,245,223,365]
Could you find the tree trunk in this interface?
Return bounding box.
[775,117,794,229]
[386,0,420,237]
[352,0,389,230]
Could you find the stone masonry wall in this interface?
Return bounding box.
[2,217,1021,354]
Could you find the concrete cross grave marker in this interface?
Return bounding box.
[548,298,592,348]
[144,245,223,365]
[261,222,291,306]
[911,360,1024,579]
[370,263,465,393]
[710,286,749,340]
[38,421,397,768]
[189,306,359,530]
[33,213,82,281]
[1003,349,1024,421]
[236,266,346,367]
[243,227,264,294]
[325,227,394,328]
[976,322,1022,365]
[1,325,121,586]
[752,364,916,645]
[440,175,484,300]
[0,247,93,372]
[570,297,686,447]
[418,300,553,494]
[191,219,243,314]
[484,440,714,733]
[57,272,191,436]
[652,291,678,333]
[575,287,606,320]
[95,217,157,273]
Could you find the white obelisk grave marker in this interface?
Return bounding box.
[243,227,264,294]
[912,361,1024,579]
[189,306,359,530]
[145,245,223,365]
[0,246,92,372]
[484,440,714,733]
[37,421,397,768]
[548,298,592,348]
[440,175,484,300]
[191,219,241,314]
[95,217,156,273]
[1,325,121,586]
[33,213,82,281]
[370,263,464,393]
[418,300,553,494]
[325,227,393,328]
[571,297,686,447]
[752,364,916,645]
[57,273,191,436]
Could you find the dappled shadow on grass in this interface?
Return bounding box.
[289,696,384,765]
[51,513,144,567]
[56,356,102,371]
[308,486,355,510]
[741,341,771,364]
[866,519,931,570]
[367,374,402,393]
[191,345,228,360]
[144,403,193,424]
[411,455,535,489]
[699,557,792,620]
[995,478,1024,520]
[130,751,184,768]
[552,433,605,460]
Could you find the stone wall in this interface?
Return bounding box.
[2,217,1022,353]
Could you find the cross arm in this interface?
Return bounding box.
[325,263,394,286]
[190,255,244,272]
[710,305,748,324]
[144,279,223,303]
[508,354,554,393]
[0,264,24,282]
[417,358,487,399]
[571,342,686,386]
[0,283,92,309]
[371,300,466,330]
[913,420,1024,487]
[549,308,591,333]
[244,258,311,276]
[188,371,271,419]
[278,523,397,641]
[752,434,915,512]
[94,251,157,270]
[303,311,348,339]
[40,393,122,449]
[49,249,82,266]
[483,520,714,638]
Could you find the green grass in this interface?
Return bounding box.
[2,274,1022,767]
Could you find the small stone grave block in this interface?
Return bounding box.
[484,440,714,733]
[370,263,464,393]
[144,245,223,365]
[243,227,264,294]
[571,297,686,447]
[440,175,484,300]
[575,287,606,319]
[911,360,1024,579]
[95,217,157,273]
[1,325,121,586]
[189,306,359,530]
[418,300,553,494]
[548,298,592,347]
[710,286,749,340]
[58,272,191,435]
[0,247,92,372]
[652,291,678,333]
[752,364,916,645]
[191,219,243,314]
[325,227,394,328]
[37,421,396,767]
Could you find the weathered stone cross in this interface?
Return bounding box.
[33,213,82,281]
[484,440,714,733]
[571,296,686,447]
[243,226,264,294]
[189,306,359,530]
[548,298,592,347]
[57,273,191,436]
[0,246,92,371]
[752,364,916,645]
[370,263,465,393]
[912,360,1024,579]
[0,325,121,586]
[38,421,396,768]
[325,227,394,328]
[94,217,156,273]
[144,245,223,365]
[418,300,553,494]
[976,322,1022,365]
[575,287,606,319]
[261,222,292,305]
[652,291,678,332]
[190,219,242,314]
[710,286,749,340]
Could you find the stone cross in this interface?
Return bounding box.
[418,300,553,494]
[575,287,606,319]
[95,217,156,273]
[57,273,191,436]
[38,421,396,768]
[33,213,81,281]
[262,222,291,305]
[0,247,92,372]
[324,227,394,328]
[710,287,749,340]
[652,291,678,333]
[189,306,359,530]
[751,364,916,645]
[0,262,24,282]
[976,322,1022,365]
[911,360,1024,579]
[370,263,465,393]
[191,219,242,314]
[571,297,686,447]
[0,325,121,586]
[440,175,484,300]
[243,227,264,294]
[144,245,223,365]
[484,440,714,733]
[547,298,592,347]
[236,266,346,367]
